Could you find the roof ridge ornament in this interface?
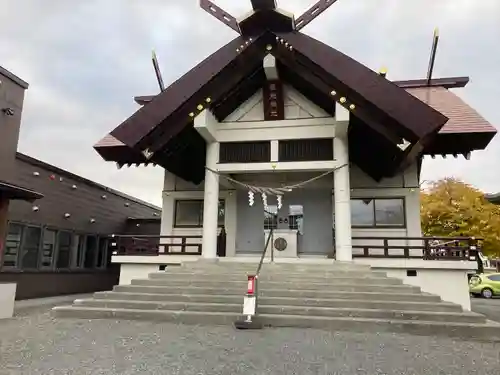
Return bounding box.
[199,0,339,35]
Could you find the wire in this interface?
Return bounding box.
[205,164,348,195]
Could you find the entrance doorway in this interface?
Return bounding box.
[264,204,303,254]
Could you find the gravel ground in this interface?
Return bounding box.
[1,309,499,375]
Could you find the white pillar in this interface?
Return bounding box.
[334,104,352,261]
[201,142,220,259]
[160,171,176,253]
[224,190,237,257]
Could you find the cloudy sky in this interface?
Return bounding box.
[2,0,499,206]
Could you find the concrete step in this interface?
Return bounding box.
[93,292,462,312]
[52,306,500,341]
[113,284,437,302]
[130,278,420,293]
[171,264,382,274]
[73,298,484,323]
[181,261,371,270]
[148,272,399,284]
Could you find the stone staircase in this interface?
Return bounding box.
[53,262,500,340]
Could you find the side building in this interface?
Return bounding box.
[0,65,161,299]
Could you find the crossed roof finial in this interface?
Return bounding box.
[199,0,339,35]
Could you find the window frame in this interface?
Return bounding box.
[173,199,225,228]
[55,230,73,270]
[83,234,99,269]
[39,227,58,270]
[70,232,86,270]
[264,205,278,230]
[1,222,24,269]
[350,197,406,229]
[96,236,109,269]
[1,221,109,272]
[18,224,43,270]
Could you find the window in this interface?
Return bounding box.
[351,199,375,226]
[2,224,108,270]
[41,229,57,268]
[56,231,72,269]
[96,237,108,268]
[374,199,405,227]
[20,226,42,269]
[84,235,97,269]
[487,275,500,282]
[264,205,278,230]
[71,234,85,268]
[174,200,225,227]
[351,198,405,228]
[288,205,304,234]
[3,223,23,267]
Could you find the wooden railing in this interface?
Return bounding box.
[109,229,228,257]
[351,236,481,261]
[109,235,203,256]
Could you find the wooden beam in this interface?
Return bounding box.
[393,76,469,89]
[250,0,276,11]
[263,54,278,80]
[273,47,403,146]
[199,0,240,34]
[152,51,165,92]
[194,109,218,142]
[263,80,284,121]
[295,0,339,31]
[274,31,448,143]
[111,35,250,149]
[427,28,440,85]
[134,95,155,106]
[145,34,271,154]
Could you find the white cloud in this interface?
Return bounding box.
[1,0,499,207]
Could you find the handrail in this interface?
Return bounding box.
[255,208,278,277]
[256,226,274,276]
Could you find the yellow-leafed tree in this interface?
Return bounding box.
[420,178,500,257]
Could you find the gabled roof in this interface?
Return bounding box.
[274,32,448,142]
[111,30,447,154]
[110,35,265,150]
[95,28,496,183]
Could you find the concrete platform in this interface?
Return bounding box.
[52,262,500,340]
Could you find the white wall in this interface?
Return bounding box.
[349,162,422,256]
[160,161,422,258]
[119,264,159,285]
[0,283,16,319]
[161,171,237,257]
[160,82,423,259]
[354,258,475,310]
[224,85,330,122]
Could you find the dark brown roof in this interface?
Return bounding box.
[276,31,448,142]
[111,35,253,149]
[0,180,43,201]
[96,28,496,183]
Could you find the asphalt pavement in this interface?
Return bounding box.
[1,310,499,375]
[471,297,500,322]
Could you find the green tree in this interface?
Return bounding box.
[420,178,500,257]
